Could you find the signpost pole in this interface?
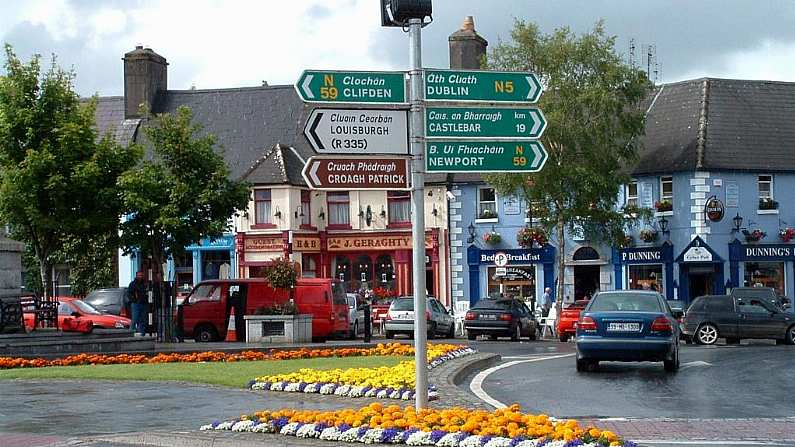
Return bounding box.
[408,17,428,410]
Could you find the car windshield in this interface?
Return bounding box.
[70,300,102,315]
[188,284,221,303]
[590,293,662,312]
[472,299,512,310]
[84,290,123,306]
[391,298,414,311]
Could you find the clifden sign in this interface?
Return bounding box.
[425,107,546,139]
[425,140,547,173]
[295,70,406,104]
[424,69,543,103]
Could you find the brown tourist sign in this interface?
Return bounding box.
[302,156,411,191]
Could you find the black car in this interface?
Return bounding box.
[464,298,537,341]
[82,287,129,318]
[682,294,795,345]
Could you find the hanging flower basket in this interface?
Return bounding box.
[780,228,795,243]
[743,229,766,243]
[759,198,779,210]
[478,209,497,219]
[516,226,547,248]
[654,200,673,212]
[483,231,502,245]
[619,234,635,248]
[639,229,659,243]
[372,287,397,301]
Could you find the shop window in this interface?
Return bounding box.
[254,189,272,225]
[249,266,267,278]
[354,254,372,289]
[375,254,395,290]
[327,192,350,226]
[301,254,317,278]
[625,181,638,208]
[628,264,663,293]
[202,251,231,280]
[486,266,536,302]
[301,190,311,226]
[660,176,673,202]
[333,256,352,290]
[572,247,599,261]
[387,190,411,225]
[744,261,784,295]
[477,188,497,219]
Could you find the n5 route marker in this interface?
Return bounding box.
[425,106,546,139]
[425,140,547,173]
[302,156,411,190]
[296,70,407,104]
[304,108,408,155]
[424,69,543,103]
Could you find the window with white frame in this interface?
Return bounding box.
[477,188,497,219]
[758,175,776,210]
[387,190,411,224]
[327,192,350,226]
[254,189,271,225]
[625,181,638,208]
[660,176,673,202]
[300,190,311,226]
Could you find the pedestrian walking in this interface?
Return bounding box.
[539,287,552,317]
[127,271,148,336]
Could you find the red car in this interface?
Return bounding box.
[24,298,131,331]
[556,300,590,342]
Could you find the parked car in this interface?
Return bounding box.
[556,299,589,342]
[465,298,537,341]
[682,294,795,345]
[57,298,131,329]
[667,299,690,341]
[83,287,130,318]
[384,296,454,339]
[575,291,681,373]
[179,278,349,342]
[729,287,790,310]
[346,293,365,339]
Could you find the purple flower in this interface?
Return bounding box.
[361,386,372,393]
[356,426,368,438]
[508,435,528,447]
[564,440,584,447]
[297,382,307,392]
[315,422,328,432]
[430,430,447,443]
[401,428,419,442]
[380,428,400,443]
[211,420,220,428]
[246,380,256,388]
[273,417,289,430]
[480,435,493,446]
[623,442,638,447]
[338,423,351,432]
[456,432,469,442]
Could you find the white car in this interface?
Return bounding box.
[384,296,455,339]
[346,293,365,339]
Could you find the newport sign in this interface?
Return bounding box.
[425,140,547,173]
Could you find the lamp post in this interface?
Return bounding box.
[467,222,476,244]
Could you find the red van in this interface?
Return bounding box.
[178,278,349,342]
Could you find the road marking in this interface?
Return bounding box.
[680,360,713,370]
[469,353,575,409]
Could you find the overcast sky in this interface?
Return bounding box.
[2,0,795,97]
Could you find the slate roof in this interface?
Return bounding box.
[94,96,141,146]
[242,144,307,186]
[635,78,795,174]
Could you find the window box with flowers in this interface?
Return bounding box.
[639,228,659,243]
[516,226,547,248]
[758,198,779,215]
[742,229,766,243]
[477,208,498,221]
[654,200,673,214]
[483,230,502,245]
[779,228,795,243]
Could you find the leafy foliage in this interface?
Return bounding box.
[0,45,141,296]
[118,106,250,267]
[264,256,298,291]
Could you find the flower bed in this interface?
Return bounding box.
[250,345,475,401]
[201,403,636,446]
[0,342,426,370]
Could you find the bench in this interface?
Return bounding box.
[20,296,59,330]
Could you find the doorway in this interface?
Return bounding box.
[687,266,715,300]
[573,265,600,301]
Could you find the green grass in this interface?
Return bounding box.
[0,355,411,388]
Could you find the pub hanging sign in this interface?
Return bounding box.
[704,195,724,222]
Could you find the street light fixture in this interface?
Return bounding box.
[732,213,743,233]
[466,222,476,244]
[380,0,433,27]
[658,215,670,236]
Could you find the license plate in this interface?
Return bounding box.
[607,322,640,332]
[395,314,411,320]
[479,314,497,320]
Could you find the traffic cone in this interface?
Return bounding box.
[225,308,236,342]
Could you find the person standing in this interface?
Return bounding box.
[128,271,148,336]
[539,287,552,317]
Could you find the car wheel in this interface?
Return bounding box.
[447,323,456,339]
[559,334,569,343]
[511,323,521,341]
[194,325,217,343]
[467,331,476,341]
[576,358,596,372]
[427,322,436,340]
[664,348,679,373]
[695,323,718,345]
[785,325,795,345]
[385,330,395,339]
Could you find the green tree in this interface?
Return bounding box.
[484,21,652,309]
[0,45,141,298]
[119,105,250,294]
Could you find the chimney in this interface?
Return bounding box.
[123,46,168,119]
[448,16,488,69]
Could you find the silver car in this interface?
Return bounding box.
[347,293,365,339]
[384,296,455,339]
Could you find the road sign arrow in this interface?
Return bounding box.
[303,108,408,155]
[531,142,544,169]
[301,156,411,190]
[301,74,314,99]
[295,70,407,104]
[308,160,321,186]
[526,75,539,101]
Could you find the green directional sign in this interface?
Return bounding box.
[425,140,548,173]
[295,70,406,104]
[425,107,546,139]
[425,69,543,103]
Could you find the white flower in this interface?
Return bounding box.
[389,390,401,399]
[279,422,300,436]
[401,390,413,400]
[514,441,538,447]
[250,382,268,390]
[252,422,276,433]
[319,383,337,395]
[360,428,384,444]
[376,389,388,398]
[231,420,255,432]
[319,426,341,441]
[459,435,484,447]
[296,423,322,438]
[199,424,214,431]
[271,381,285,391]
[365,388,378,397]
[284,382,301,392]
[436,432,466,447]
[338,427,363,442]
[405,430,435,445]
[215,421,235,431]
[349,385,366,397]
[304,383,320,393]
[334,384,351,395]
[483,437,512,447]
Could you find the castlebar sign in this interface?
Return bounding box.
[424,69,543,103]
[425,107,546,139]
[302,156,410,191]
[304,108,408,155]
[295,70,406,104]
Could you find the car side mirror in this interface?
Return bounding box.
[71,311,81,318]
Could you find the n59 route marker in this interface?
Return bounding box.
[424,69,543,103]
[425,140,547,173]
[425,106,546,139]
[296,70,407,104]
[303,108,408,155]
